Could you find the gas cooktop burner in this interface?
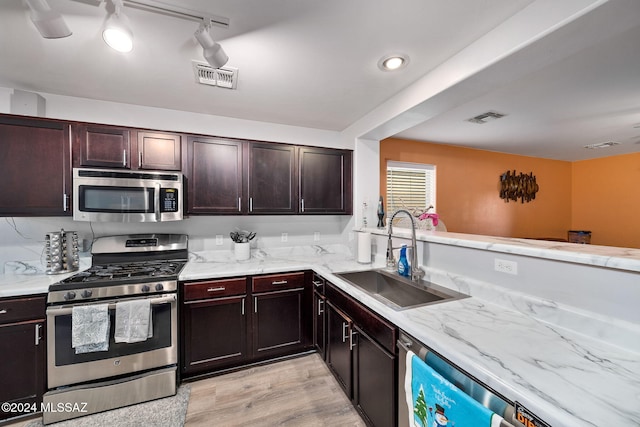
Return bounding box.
[56,261,185,285]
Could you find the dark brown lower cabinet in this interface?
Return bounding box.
[325,281,398,427]
[326,301,353,396]
[182,295,248,374]
[181,272,313,378]
[353,325,396,427]
[0,295,46,422]
[182,278,248,375]
[253,288,304,358]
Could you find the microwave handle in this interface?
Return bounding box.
[155,184,161,222]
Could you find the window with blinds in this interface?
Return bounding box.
[386,161,435,214]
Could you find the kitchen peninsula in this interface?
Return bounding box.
[2,231,639,426]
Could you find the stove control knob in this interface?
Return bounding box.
[64,291,76,301]
[81,290,93,299]
[141,285,151,293]
[155,283,164,291]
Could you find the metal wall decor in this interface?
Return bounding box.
[499,170,539,203]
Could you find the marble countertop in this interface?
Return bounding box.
[1,245,638,426]
[362,227,640,273]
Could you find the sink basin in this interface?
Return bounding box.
[334,269,468,310]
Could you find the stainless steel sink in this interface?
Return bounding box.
[334,269,468,310]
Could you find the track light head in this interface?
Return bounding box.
[26,0,72,39]
[195,23,228,69]
[103,0,133,52]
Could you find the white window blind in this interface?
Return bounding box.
[386,161,435,214]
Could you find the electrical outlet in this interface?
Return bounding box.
[281,233,288,242]
[495,258,518,275]
[215,235,223,245]
[314,232,320,242]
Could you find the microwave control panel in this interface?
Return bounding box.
[160,188,179,212]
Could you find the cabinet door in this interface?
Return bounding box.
[187,136,243,214]
[326,301,353,397]
[182,296,248,374]
[353,325,396,427]
[247,142,296,214]
[137,131,181,171]
[0,320,45,421]
[313,291,326,359]
[0,115,71,216]
[252,288,304,359]
[298,147,352,214]
[76,124,131,168]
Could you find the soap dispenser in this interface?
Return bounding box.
[397,245,410,277]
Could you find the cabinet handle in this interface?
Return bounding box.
[271,280,288,285]
[123,149,127,166]
[62,193,68,212]
[342,322,348,343]
[35,324,42,346]
[241,298,245,315]
[312,280,323,287]
[254,296,257,313]
[349,330,357,351]
[207,287,226,292]
[0,309,7,314]
[139,151,142,168]
[238,198,242,212]
[301,198,305,212]
[318,299,324,315]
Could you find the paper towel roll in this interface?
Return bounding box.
[357,232,372,264]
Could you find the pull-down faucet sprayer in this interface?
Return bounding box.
[386,210,425,282]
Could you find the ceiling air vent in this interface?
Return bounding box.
[583,141,620,149]
[466,111,506,124]
[192,61,238,89]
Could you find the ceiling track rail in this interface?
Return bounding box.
[120,0,229,28]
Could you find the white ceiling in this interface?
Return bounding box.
[1,0,639,161]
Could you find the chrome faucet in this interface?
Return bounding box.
[386,209,425,282]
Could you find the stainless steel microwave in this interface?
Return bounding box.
[73,168,183,222]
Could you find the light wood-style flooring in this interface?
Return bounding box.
[3,354,365,427]
[184,353,365,426]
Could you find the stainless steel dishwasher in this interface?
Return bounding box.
[397,331,549,427]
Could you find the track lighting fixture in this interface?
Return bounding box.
[26,0,72,39]
[194,22,228,69]
[103,0,133,52]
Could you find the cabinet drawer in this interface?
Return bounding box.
[184,278,247,301]
[252,272,305,293]
[0,295,46,324]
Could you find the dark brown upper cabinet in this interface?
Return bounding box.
[76,124,132,169]
[0,114,72,216]
[137,131,181,171]
[186,136,244,214]
[298,147,352,215]
[75,124,182,171]
[247,142,297,214]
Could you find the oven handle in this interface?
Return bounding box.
[46,294,176,315]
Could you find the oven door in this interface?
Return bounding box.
[46,293,177,389]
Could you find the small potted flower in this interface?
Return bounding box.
[418,207,439,231]
[229,229,256,261]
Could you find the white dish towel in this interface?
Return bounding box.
[114,299,153,343]
[72,304,110,354]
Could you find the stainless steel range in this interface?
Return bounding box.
[43,234,187,425]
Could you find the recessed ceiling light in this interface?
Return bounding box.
[378,54,409,71]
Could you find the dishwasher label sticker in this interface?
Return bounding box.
[514,402,551,427]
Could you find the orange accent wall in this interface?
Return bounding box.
[380,138,573,240]
[572,153,640,248]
